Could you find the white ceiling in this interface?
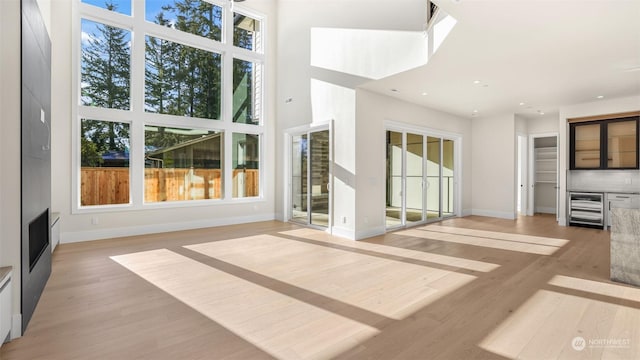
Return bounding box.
[361,0,640,120]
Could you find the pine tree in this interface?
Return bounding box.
[80,1,130,165]
[81,2,130,110]
[161,0,222,119]
[145,13,175,115]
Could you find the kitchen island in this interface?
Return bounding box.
[611,207,640,287]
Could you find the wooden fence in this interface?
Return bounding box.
[81,168,130,206]
[81,167,259,206]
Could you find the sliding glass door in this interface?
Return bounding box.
[426,136,441,220]
[442,139,455,217]
[406,134,425,224]
[386,129,456,229]
[291,129,330,228]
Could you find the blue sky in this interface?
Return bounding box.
[81,0,174,21]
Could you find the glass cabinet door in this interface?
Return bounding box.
[574,123,601,169]
[608,120,638,169]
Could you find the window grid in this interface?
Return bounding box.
[74,0,265,211]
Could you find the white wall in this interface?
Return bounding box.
[471,113,517,219]
[51,0,279,243]
[355,89,472,238]
[527,113,559,134]
[0,0,23,338]
[558,95,640,225]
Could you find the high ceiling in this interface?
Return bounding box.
[361,0,640,119]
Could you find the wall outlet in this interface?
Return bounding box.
[40,109,45,123]
[91,217,99,225]
[341,216,347,224]
[364,216,369,224]
[625,178,632,185]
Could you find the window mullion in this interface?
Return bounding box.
[130,0,146,207]
[223,3,235,200]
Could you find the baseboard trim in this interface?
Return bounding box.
[535,207,557,214]
[60,213,277,244]
[470,209,516,220]
[355,226,386,240]
[330,226,356,240]
[461,209,473,217]
[11,314,21,340]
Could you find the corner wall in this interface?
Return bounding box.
[275,0,428,237]
[355,89,472,238]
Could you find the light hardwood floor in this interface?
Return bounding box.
[2,215,638,359]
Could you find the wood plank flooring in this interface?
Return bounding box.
[1,215,638,359]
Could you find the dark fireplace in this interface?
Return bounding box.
[28,210,50,272]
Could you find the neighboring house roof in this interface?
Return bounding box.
[102,150,129,161]
[146,132,221,157]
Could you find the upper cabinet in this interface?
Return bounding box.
[570,116,639,170]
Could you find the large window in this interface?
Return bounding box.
[232,133,259,198]
[80,119,130,206]
[145,36,222,119]
[76,0,265,209]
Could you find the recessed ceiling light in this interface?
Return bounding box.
[596,95,604,99]
[391,88,399,93]
[519,102,526,106]
[472,109,479,113]
[421,92,428,96]
[539,112,545,115]
[473,80,481,84]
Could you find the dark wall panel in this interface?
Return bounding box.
[21,0,52,334]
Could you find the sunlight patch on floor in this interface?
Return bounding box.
[111,249,378,360]
[186,235,476,320]
[280,228,499,272]
[399,227,566,255]
[423,225,570,247]
[479,289,640,359]
[549,275,640,303]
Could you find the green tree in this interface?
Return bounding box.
[81,2,130,111]
[151,0,222,120]
[80,1,130,164]
[145,13,175,115]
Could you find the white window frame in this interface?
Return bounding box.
[72,0,266,213]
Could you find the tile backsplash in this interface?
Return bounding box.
[568,170,640,193]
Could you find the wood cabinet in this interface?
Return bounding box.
[570,116,639,170]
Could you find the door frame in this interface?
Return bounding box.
[284,122,333,231]
[516,133,528,215]
[527,132,559,218]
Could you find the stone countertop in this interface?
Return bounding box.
[0,267,11,285]
[611,208,640,287]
